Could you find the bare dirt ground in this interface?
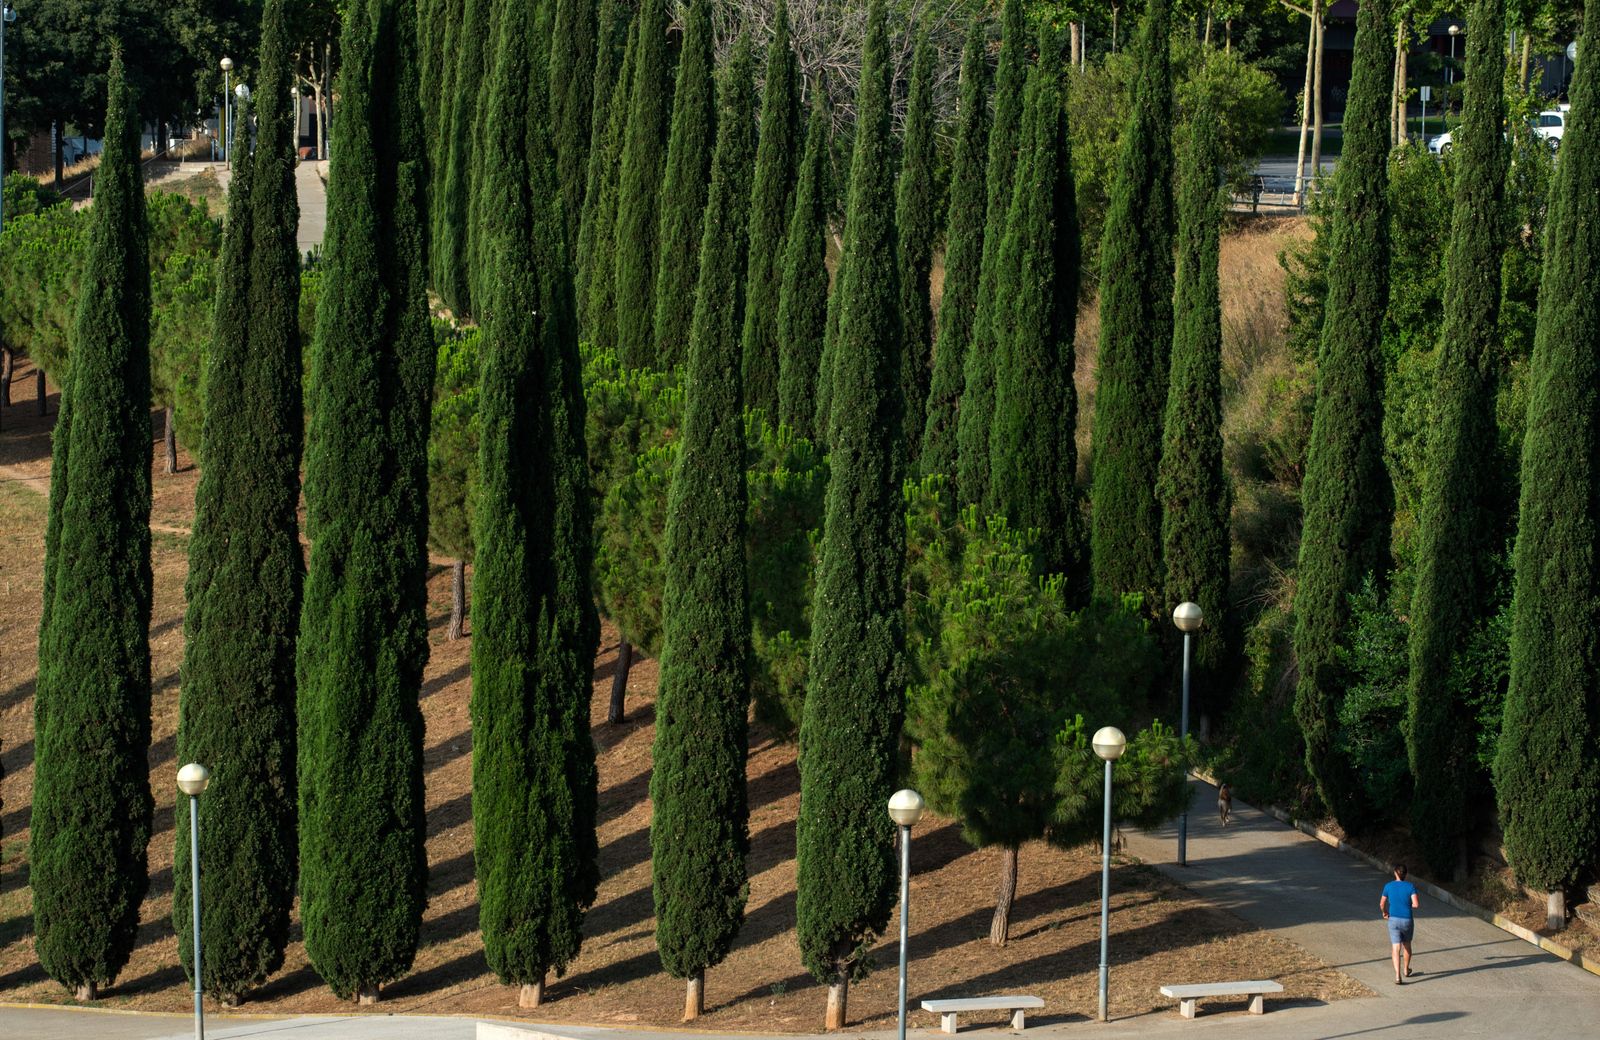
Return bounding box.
[0,349,1367,1032]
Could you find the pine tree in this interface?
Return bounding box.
[172,0,303,1004]
[954,0,1027,508]
[296,0,433,1002]
[652,0,718,369]
[1408,0,1508,881]
[795,3,904,1029]
[1089,0,1176,604]
[550,0,600,257]
[1157,89,1229,690]
[436,0,491,316]
[920,19,987,481]
[740,0,801,419]
[31,49,153,1002]
[897,26,937,463]
[577,5,639,347]
[1495,8,1600,931]
[776,92,830,440]
[989,37,1083,587]
[615,0,673,367]
[471,0,602,1007]
[1293,0,1394,829]
[652,44,757,1020]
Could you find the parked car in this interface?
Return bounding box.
[1428,106,1568,156]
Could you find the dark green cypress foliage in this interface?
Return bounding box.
[172,0,303,1002]
[550,0,600,257]
[471,0,602,1001]
[1088,0,1176,604]
[1292,0,1393,829]
[919,18,987,481]
[31,49,153,999]
[740,0,801,419]
[437,0,491,316]
[776,92,830,440]
[989,40,1083,587]
[465,0,509,314]
[615,0,672,367]
[1157,90,1229,688]
[296,0,434,1001]
[651,43,757,1015]
[577,6,639,346]
[1494,10,1600,915]
[896,26,937,463]
[428,0,464,293]
[1408,0,1508,880]
[954,0,1027,509]
[795,2,904,1026]
[652,0,717,369]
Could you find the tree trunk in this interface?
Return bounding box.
[1203,9,1213,48]
[1521,34,1532,90]
[448,559,467,640]
[825,974,848,1031]
[1311,11,1326,189]
[519,977,545,1008]
[1293,4,1317,206]
[1226,18,1233,52]
[1547,890,1566,933]
[74,981,97,1001]
[357,984,379,1005]
[684,973,704,1020]
[608,639,633,724]
[163,406,178,475]
[1390,31,1402,147]
[1070,22,1082,69]
[990,845,1020,946]
[323,41,333,160]
[1112,7,1120,53]
[36,367,46,415]
[2,345,13,406]
[54,123,63,188]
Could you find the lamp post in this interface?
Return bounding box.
[1093,726,1127,1023]
[1447,25,1461,89]
[888,789,926,1040]
[220,57,234,165]
[234,83,251,156]
[1,2,18,237]
[177,763,212,1040]
[1172,602,1203,866]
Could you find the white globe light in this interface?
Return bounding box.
[1172,601,1204,633]
[220,56,234,73]
[888,788,926,827]
[1092,727,1127,762]
[177,762,212,796]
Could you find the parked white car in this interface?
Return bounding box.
[1428,106,1568,156]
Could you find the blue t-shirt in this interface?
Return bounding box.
[1384,880,1418,919]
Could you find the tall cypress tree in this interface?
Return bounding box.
[428,0,465,297]
[920,18,988,481]
[31,49,153,1003]
[989,38,1082,587]
[577,6,639,347]
[297,0,433,1002]
[1156,90,1229,691]
[652,0,717,369]
[615,0,673,367]
[954,0,1027,508]
[741,0,801,419]
[897,26,937,463]
[652,46,757,1020]
[436,0,491,316]
[795,3,904,1029]
[1495,9,1600,932]
[172,0,303,1004]
[472,0,602,1007]
[550,0,599,257]
[1293,0,1394,829]
[1408,0,1508,881]
[1089,0,1176,604]
[776,92,830,440]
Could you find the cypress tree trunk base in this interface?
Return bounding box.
[356,985,379,1006]
[991,845,1019,946]
[519,979,545,1008]
[448,559,467,640]
[1,345,13,405]
[607,640,633,724]
[164,406,178,475]
[37,368,46,415]
[684,973,704,1021]
[74,982,98,1001]
[1547,890,1566,933]
[825,975,848,1031]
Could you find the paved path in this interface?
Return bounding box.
[296,160,328,255]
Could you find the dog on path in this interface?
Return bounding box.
[1218,783,1233,827]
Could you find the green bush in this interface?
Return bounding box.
[1335,580,1411,823]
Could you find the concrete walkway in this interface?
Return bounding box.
[296,160,328,255]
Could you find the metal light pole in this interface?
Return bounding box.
[1172,602,1203,866]
[1,3,18,237]
[220,57,234,166]
[888,789,926,1040]
[1093,726,1127,1023]
[1448,25,1461,89]
[178,763,212,1040]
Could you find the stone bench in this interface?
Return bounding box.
[1159,980,1284,1019]
[920,995,1045,1034]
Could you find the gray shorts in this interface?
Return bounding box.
[1387,916,1414,944]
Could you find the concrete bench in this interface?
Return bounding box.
[920,995,1045,1033]
[1159,980,1284,1019]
